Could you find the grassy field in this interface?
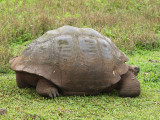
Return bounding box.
[0,50,160,119]
[0,0,160,119]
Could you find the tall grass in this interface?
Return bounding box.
[0,0,160,72]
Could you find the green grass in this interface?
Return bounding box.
[0,0,160,119]
[0,50,160,119]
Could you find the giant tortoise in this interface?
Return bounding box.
[10,25,140,98]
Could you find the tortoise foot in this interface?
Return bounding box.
[36,78,59,98]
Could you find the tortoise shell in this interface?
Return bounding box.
[10,25,129,94]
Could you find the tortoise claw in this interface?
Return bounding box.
[49,92,53,98]
[53,93,57,98]
[56,92,59,97]
[49,87,59,98]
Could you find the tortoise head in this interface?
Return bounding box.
[128,65,140,76]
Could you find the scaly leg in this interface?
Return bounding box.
[16,71,38,88]
[119,71,140,97]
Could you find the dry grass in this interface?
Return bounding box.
[0,44,13,73]
[0,0,160,72]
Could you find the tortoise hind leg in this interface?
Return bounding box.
[36,78,59,98]
[16,71,38,88]
[119,71,140,97]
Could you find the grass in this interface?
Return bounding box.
[0,0,160,119]
[0,50,160,119]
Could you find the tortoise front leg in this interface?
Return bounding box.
[119,71,140,97]
[36,78,59,98]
